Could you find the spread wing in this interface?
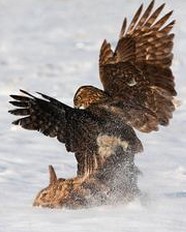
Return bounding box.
[99,0,176,132]
[9,90,100,175]
[9,90,142,176]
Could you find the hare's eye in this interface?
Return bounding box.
[41,191,48,197]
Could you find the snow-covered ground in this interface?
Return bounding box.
[0,0,186,231]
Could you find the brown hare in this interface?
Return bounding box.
[34,149,140,209]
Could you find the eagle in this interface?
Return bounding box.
[9,0,176,208]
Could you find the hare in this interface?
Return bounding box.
[33,151,140,209]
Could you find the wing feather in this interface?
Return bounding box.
[9,90,100,175]
[143,3,165,29]
[152,10,173,31]
[134,0,154,31]
[99,40,114,66]
[9,90,97,148]
[127,4,143,33]
[119,17,127,39]
[99,1,176,132]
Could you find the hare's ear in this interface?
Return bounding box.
[48,165,57,184]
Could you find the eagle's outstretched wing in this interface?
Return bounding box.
[99,0,176,132]
[9,90,101,176]
[9,90,142,176]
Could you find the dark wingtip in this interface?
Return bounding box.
[11,119,20,125]
[8,109,13,114]
[9,94,19,100]
[36,92,52,101]
[137,3,143,13]
[8,109,21,116]
[172,19,176,25]
[159,2,165,10]
[19,89,35,98]
[36,91,43,96]
[149,0,155,8]
[20,89,27,94]
[9,101,19,106]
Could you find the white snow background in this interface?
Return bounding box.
[0,0,186,231]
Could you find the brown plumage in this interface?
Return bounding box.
[9,1,177,209]
[75,0,176,132]
[9,90,142,177]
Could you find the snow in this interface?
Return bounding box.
[0,0,186,231]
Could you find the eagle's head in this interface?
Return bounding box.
[73,85,109,109]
